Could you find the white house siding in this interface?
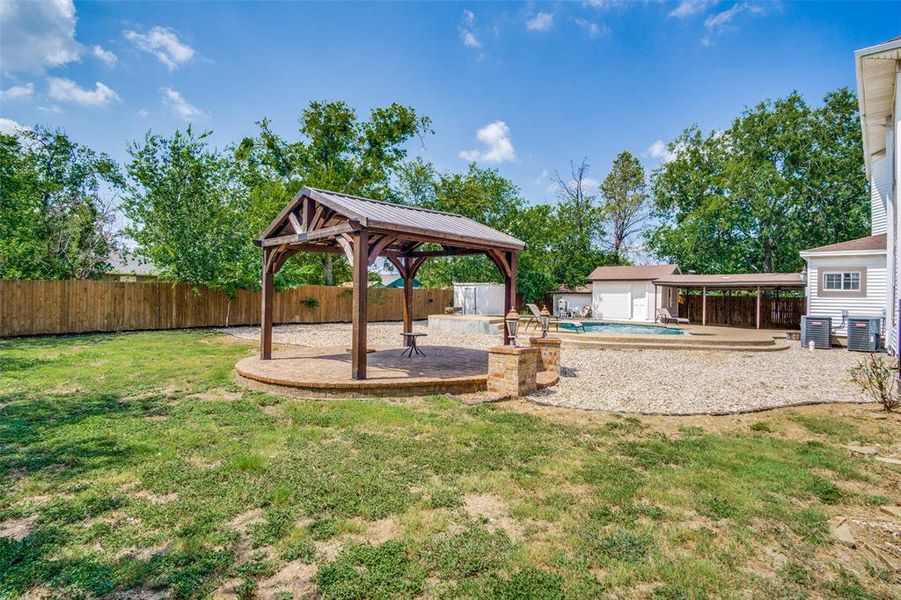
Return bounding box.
[552,293,592,317]
[805,254,887,336]
[891,69,900,353]
[871,154,889,235]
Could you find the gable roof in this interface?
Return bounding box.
[801,234,886,255]
[855,37,901,176]
[587,264,680,281]
[259,187,525,252]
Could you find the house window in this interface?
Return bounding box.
[823,271,861,292]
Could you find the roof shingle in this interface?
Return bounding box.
[587,264,680,281]
[801,234,886,255]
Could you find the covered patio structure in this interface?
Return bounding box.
[252,187,525,381]
[653,273,806,329]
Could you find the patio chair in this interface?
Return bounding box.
[656,307,690,325]
[559,320,586,333]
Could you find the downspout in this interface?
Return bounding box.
[891,66,900,353]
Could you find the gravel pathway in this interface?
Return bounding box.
[221,322,871,415]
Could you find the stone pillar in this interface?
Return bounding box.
[487,345,539,397]
[529,337,561,373]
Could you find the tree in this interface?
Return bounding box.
[124,128,257,296]
[648,87,868,273]
[0,126,123,280]
[236,100,431,284]
[599,151,650,262]
[551,159,613,287]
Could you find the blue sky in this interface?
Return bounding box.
[1,1,899,203]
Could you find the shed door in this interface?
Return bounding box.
[461,286,477,315]
[631,282,648,321]
[600,282,631,320]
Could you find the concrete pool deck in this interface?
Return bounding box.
[553,324,793,352]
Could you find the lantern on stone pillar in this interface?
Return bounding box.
[539,305,551,338]
[505,308,520,346]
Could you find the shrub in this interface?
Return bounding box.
[849,355,900,412]
[300,297,319,309]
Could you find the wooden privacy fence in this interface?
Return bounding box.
[683,294,805,329]
[0,280,453,337]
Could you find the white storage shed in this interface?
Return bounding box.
[453,282,506,315]
[588,265,681,322]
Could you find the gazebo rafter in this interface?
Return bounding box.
[255,187,526,380]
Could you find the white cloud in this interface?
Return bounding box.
[48,77,119,106]
[647,139,677,163]
[669,0,717,19]
[0,0,82,74]
[124,26,194,70]
[461,31,481,48]
[0,117,28,135]
[459,9,481,49]
[526,12,554,32]
[136,108,150,119]
[574,18,608,38]
[38,104,62,114]
[92,45,118,66]
[702,2,768,44]
[459,121,516,164]
[1,82,35,101]
[160,87,206,121]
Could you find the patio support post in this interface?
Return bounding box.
[402,257,413,346]
[702,286,707,326]
[351,229,369,380]
[756,285,761,329]
[260,247,274,360]
[503,251,517,345]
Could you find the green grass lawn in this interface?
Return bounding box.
[1,331,898,599]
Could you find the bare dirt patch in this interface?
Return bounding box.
[120,385,181,403]
[230,508,264,534]
[257,560,317,599]
[0,515,37,541]
[463,493,522,540]
[189,388,243,402]
[135,490,179,505]
[187,455,222,469]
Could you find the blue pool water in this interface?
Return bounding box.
[558,321,685,335]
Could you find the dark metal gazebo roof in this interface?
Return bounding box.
[258,187,524,254]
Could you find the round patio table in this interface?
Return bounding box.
[400,332,427,357]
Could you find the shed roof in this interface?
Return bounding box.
[653,273,805,288]
[554,284,592,294]
[801,234,886,255]
[587,264,680,281]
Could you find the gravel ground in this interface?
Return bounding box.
[221,322,871,415]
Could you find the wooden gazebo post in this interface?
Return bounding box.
[402,257,414,346]
[351,229,369,380]
[503,251,517,345]
[261,247,275,360]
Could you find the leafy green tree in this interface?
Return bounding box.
[124,128,257,295]
[648,88,868,273]
[0,126,123,280]
[236,100,431,284]
[599,151,650,262]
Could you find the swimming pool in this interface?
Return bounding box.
[558,321,685,335]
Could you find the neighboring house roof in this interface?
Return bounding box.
[653,273,806,288]
[801,234,887,256]
[107,253,157,276]
[554,284,592,294]
[855,37,901,176]
[383,277,422,288]
[587,264,680,281]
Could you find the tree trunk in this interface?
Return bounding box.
[763,239,773,273]
[323,255,334,286]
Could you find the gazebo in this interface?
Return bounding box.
[254,187,525,380]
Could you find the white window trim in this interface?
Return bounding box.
[822,270,862,292]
